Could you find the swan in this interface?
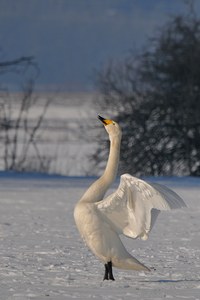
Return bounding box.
[74,115,186,281]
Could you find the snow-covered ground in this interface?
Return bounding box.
[0,93,99,176]
[0,174,200,300]
[37,95,98,175]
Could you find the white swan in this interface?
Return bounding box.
[74,115,186,280]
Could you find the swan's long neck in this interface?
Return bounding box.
[79,134,121,203]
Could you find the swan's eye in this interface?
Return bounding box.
[112,122,116,125]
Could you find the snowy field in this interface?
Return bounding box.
[0,93,99,176]
[0,174,200,300]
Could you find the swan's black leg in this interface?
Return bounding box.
[103,261,115,281]
[107,261,115,281]
[103,263,109,280]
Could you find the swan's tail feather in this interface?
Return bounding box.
[112,256,150,271]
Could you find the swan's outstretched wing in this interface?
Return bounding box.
[96,174,186,240]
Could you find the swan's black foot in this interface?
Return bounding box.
[103,261,115,281]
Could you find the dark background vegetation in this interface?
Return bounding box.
[95,3,200,176]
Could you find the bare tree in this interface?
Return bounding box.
[0,55,50,172]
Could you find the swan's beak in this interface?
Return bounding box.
[98,115,112,126]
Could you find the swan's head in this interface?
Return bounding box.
[98,115,122,139]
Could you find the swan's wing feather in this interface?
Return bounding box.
[149,182,186,209]
[96,174,186,240]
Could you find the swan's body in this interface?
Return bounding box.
[74,116,186,280]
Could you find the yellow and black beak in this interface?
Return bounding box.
[98,115,113,126]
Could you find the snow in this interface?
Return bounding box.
[0,93,98,176]
[0,175,200,300]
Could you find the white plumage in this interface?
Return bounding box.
[96,174,186,241]
[74,116,186,280]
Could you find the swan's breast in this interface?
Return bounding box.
[74,202,115,263]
